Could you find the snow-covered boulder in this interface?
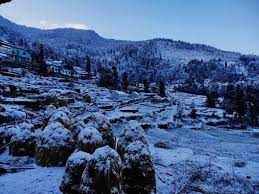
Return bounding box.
[80,146,123,194]
[117,121,148,158]
[77,127,103,154]
[122,141,156,194]
[36,124,75,166]
[9,129,36,157]
[87,113,115,148]
[48,110,71,129]
[60,151,92,194]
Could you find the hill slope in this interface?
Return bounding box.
[0,15,247,82]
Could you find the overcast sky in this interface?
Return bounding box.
[0,0,258,54]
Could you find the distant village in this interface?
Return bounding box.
[0,39,78,77]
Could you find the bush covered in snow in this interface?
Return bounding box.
[79,146,123,194]
[1,126,23,143]
[35,123,75,166]
[49,111,71,128]
[44,105,57,120]
[48,110,71,129]
[0,130,6,153]
[19,122,35,132]
[70,120,86,139]
[9,129,36,157]
[122,141,156,194]
[77,127,103,154]
[87,113,115,148]
[60,151,92,194]
[117,121,148,158]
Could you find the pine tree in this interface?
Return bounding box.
[158,80,166,97]
[112,66,119,90]
[235,86,246,119]
[38,44,48,75]
[206,91,217,108]
[143,79,149,93]
[121,72,129,91]
[85,56,91,78]
[97,67,113,88]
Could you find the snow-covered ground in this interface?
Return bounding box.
[0,70,259,194]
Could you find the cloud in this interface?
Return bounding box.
[39,20,91,30]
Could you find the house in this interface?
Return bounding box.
[0,40,13,63]
[12,47,32,64]
[0,39,31,64]
[46,60,75,77]
[46,60,63,73]
[61,65,75,77]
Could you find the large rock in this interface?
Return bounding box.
[77,127,103,154]
[9,129,36,157]
[87,113,115,148]
[117,121,148,158]
[35,123,75,166]
[122,141,156,194]
[60,151,92,194]
[80,146,123,194]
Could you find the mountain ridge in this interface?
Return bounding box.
[2,15,254,83]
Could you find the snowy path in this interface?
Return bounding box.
[0,167,64,194]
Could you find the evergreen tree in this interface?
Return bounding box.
[235,85,246,119]
[158,80,166,97]
[97,67,113,88]
[190,109,197,119]
[206,91,217,108]
[143,79,149,93]
[38,44,48,75]
[38,44,45,64]
[223,84,236,113]
[85,56,91,78]
[112,66,119,89]
[121,72,129,91]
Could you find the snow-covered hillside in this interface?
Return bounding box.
[0,67,259,194]
[0,15,246,83]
